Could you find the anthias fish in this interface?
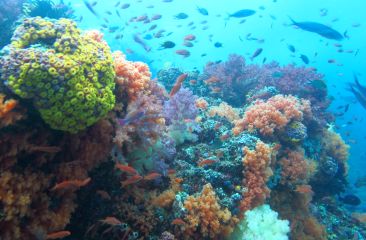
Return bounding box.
[289,17,344,40]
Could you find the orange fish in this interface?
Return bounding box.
[46,230,71,239]
[30,145,61,153]
[204,76,219,85]
[210,87,222,93]
[51,178,91,191]
[184,34,196,41]
[115,163,138,175]
[170,73,188,97]
[144,172,162,180]
[295,184,313,195]
[0,98,17,117]
[171,218,186,225]
[174,177,184,184]
[100,216,122,226]
[121,175,143,187]
[198,158,217,167]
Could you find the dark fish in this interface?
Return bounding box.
[160,41,175,49]
[105,10,112,15]
[197,6,208,16]
[339,194,361,206]
[250,48,263,60]
[183,41,193,47]
[116,10,121,18]
[82,0,100,18]
[175,49,190,57]
[143,34,153,40]
[149,24,157,31]
[300,54,309,64]
[308,79,327,91]
[175,13,188,19]
[348,74,366,109]
[214,42,222,48]
[262,57,267,64]
[133,34,151,52]
[114,1,120,7]
[289,17,344,41]
[228,9,256,18]
[287,44,296,53]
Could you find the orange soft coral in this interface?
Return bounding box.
[182,184,237,239]
[240,141,275,214]
[279,148,315,186]
[113,51,152,101]
[233,94,311,136]
[208,102,240,122]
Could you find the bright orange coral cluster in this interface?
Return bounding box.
[183,184,237,238]
[240,141,274,214]
[233,94,311,136]
[113,51,152,101]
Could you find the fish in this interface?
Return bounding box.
[170,73,188,96]
[133,34,151,52]
[114,1,120,7]
[339,194,361,206]
[120,3,130,9]
[198,158,217,167]
[348,74,366,109]
[250,48,263,60]
[143,172,162,180]
[197,6,208,16]
[355,175,366,188]
[46,231,71,239]
[175,13,189,19]
[116,10,121,18]
[105,10,112,15]
[100,216,122,225]
[300,54,309,64]
[82,0,100,18]
[288,17,344,40]
[51,178,91,191]
[175,49,190,58]
[151,14,162,20]
[149,24,157,31]
[171,218,186,225]
[214,42,223,48]
[121,175,143,187]
[115,163,138,175]
[184,34,196,41]
[118,109,145,126]
[160,41,176,49]
[29,145,61,153]
[228,9,256,18]
[183,41,193,47]
[287,44,296,53]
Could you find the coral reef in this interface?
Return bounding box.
[0,17,115,133]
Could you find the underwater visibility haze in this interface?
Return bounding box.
[0,0,366,239]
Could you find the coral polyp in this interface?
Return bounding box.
[0,17,115,133]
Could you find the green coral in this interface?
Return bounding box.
[0,17,115,133]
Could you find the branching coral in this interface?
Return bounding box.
[240,141,275,214]
[183,183,238,239]
[233,94,311,136]
[0,17,115,133]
